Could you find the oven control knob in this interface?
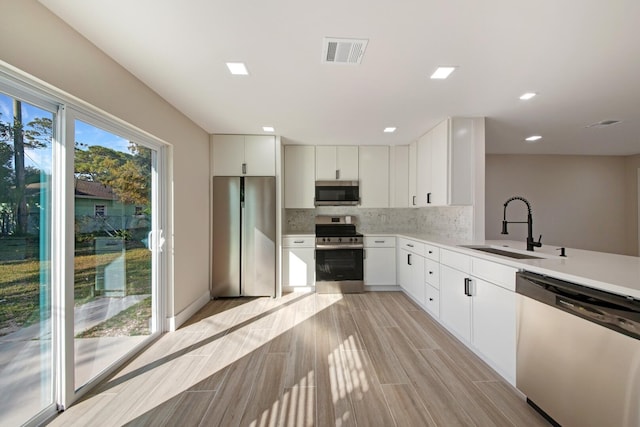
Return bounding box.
[338,238,342,242]
[349,238,354,242]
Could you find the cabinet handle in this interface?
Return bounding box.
[407,253,412,266]
[336,169,340,180]
[428,250,433,254]
[427,192,431,204]
[429,298,434,301]
[375,240,385,243]
[407,243,414,248]
[294,240,304,244]
[428,271,433,275]
[363,249,367,259]
[464,278,472,296]
[242,163,247,174]
[412,195,416,206]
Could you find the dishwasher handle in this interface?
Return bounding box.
[516,271,640,341]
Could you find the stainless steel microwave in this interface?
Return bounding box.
[314,181,359,206]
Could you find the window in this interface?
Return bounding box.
[94,204,106,217]
[135,206,143,216]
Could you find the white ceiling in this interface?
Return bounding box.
[39,0,640,155]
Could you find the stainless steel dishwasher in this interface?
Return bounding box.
[516,271,640,427]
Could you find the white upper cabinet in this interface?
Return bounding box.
[408,141,417,207]
[315,146,359,181]
[390,145,409,208]
[284,145,315,208]
[410,117,477,206]
[359,146,389,208]
[211,134,276,176]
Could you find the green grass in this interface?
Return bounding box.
[0,242,152,336]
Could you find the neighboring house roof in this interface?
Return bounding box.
[24,181,118,201]
[74,179,118,200]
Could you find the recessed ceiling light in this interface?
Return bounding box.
[383,127,396,133]
[585,119,622,128]
[262,126,275,132]
[226,62,249,75]
[525,135,542,142]
[430,66,457,79]
[520,92,537,100]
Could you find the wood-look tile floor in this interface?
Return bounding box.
[48,292,550,427]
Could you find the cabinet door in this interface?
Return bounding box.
[429,120,448,206]
[283,247,315,288]
[364,247,396,286]
[359,146,389,208]
[397,248,411,292]
[284,146,315,208]
[440,264,471,342]
[409,254,425,305]
[416,132,431,206]
[449,117,474,206]
[390,145,409,207]
[472,277,516,383]
[244,135,275,176]
[211,134,244,176]
[337,146,359,180]
[315,146,337,180]
[408,141,417,207]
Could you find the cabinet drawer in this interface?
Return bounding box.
[424,244,440,261]
[397,237,425,256]
[364,236,396,248]
[471,257,517,291]
[424,259,440,288]
[440,249,470,272]
[282,236,315,248]
[425,284,440,318]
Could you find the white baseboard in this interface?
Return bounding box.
[365,285,401,292]
[166,290,211,331]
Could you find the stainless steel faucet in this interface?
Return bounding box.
[501,196,542,251]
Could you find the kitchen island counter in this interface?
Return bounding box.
[395,233,640,300]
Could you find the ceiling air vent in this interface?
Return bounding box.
[585,119,622,128]
[322,37,368,64]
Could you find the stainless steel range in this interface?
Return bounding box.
[315,216,364,294]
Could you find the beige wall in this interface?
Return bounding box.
[0,0,211,317]
[625,155,640,255]
[486,154,632,255]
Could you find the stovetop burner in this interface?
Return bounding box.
[315,216,363,247]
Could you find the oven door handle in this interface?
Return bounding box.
[316,244,364,250]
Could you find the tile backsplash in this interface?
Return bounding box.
[284,205,473,240]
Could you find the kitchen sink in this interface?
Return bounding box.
[458,245,543,260]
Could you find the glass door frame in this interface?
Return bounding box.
[61,107,167,408]
[0,75,61,426]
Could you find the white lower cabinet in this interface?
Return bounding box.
[439,248,517,384]
[397,238,425,305]
[282,236,315,290]
[472,277,516,384]
[364,236,396,287]
[424,284,440,317]
[440,263,472,342]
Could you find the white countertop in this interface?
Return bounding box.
[283,231,640,299]
[396,233,640,300]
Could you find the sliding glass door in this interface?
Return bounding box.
[0,93,54,426]
[71,117,161,391]
[0,70,166,425]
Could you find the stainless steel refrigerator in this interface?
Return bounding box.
[212,176,276,297]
